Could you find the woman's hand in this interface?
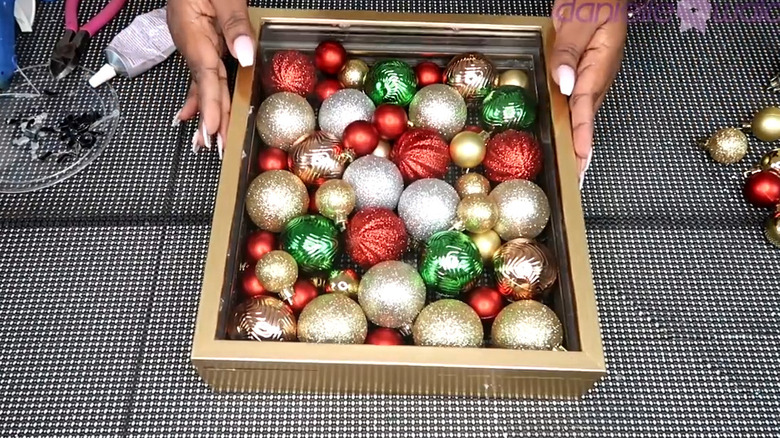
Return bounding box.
[167,0,254,157]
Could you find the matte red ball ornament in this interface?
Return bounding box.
[258,147,288,172]
[314,79,342,102]
[372,104,409,140]
[414,61,442,87]
[245,230,278,262]
[464,286,505,322]
[483,129,543,182]
[390,128,450,183]
[464,125,484,133]
[346,208,408,269]
[744,170,780,208]
[241,263,268,297]
[314,40,348,75]
[365,327,405,345]
[343,120,380,156]
[287,279,319,314]
[263,50,317,96]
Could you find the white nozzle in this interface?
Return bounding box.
[89,64,118,88]
[14,0,35,33]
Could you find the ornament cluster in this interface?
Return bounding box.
[233,42,564,351]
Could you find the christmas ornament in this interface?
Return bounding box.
[698,128,748,164]
[342,155,404,210]
[747,148,780,175]
[319,89,376,139]
[481,85,537,132]
[241,262,267,297]
[768,71,780,92]
[391,128,450,183]
[288,131,354,186]
[412,299,483,348]
[281,215,340,273]
[483,130,543,182]
[255,250,299,303]
[365,327,404,345]
[490,179,550,240]
[408,84,467,141]
[343,120,380,156]
[325,269,360,300]
[258,147,288,172]
[765,210,780,248]
[314,40,347,75]
[297,294,368,344]
[398,178,460,241]
[453,194,498,233]
[263,50,316,97]
[373,104,409,140]
[372,140,392,158]
[245,170,309,232]
[346,208,408,269]
[315,179,356,229]
[493,238,558,301]
[744,106,780,142]
[415,61,442,87]
[744,170,780,208]
[469,230,502,264]
[229,296,297,341]
[308,191,318,214]
[288,279,319,315]
[338,59,370,89]
[455,172,491,197]
[464,286,505,322]
[245,230,277,262]
[498,69,530,90]
[256,92,316,151]
[491,300,563,350]
[419,230,484,296]
[314,78,342,102]
[464,125,485,133]
[358,261,426,331]
[364,59,418,107]
[449,131,487,168]
[443,52,496,102]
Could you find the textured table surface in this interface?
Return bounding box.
[1,0,779,436]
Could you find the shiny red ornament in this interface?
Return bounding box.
[483,129,543,182]
[463,125,484,133]
[365,327,405,345]
[258,147,288,172]
[346,208,408,269]
[343,120,380,156]
[314,40,347,75]
[245,230,277,262]
[390,128,450,183]
[308,190,319,213]
[287,279,319,315]
[263,50,317,96]
[464,286,505,322]
[744,170,780,208]
[372,104,409,140]
[241,263,268,297]
[414,61,442,87]
[314,79,342,102]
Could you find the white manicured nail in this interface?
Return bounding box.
[557,65,575,96]
[203,125,211,150]
[233,35,255,67]
[217,134,224,160]
[191,130,201,154]
[171,110,181,127]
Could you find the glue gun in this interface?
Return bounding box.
[0,0,16,89]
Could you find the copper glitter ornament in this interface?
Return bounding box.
[255,250,299,303]
[493,238,558,301]
[298,294,368,344]
[455,173,491,197]
[491,300,563,350]
[325,269,360,300]
[315,179,356,229]
[229,296,297,342]
[256,92,316,151]
[245,170,309,232]
[443,53,497,103]
[699,128,748,164]
[489,179,550,240]
[288,131,355,186]
[412,299,483,348]
[338,59,370,89]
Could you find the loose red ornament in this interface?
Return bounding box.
[343,120,380,156]
[744,170,780,208]
[372,104,409,140]
[365,327,405,345]
[287,279,319,314]
[391,128,450,183]
[346,208,408,269]
[314,79,342,102]
[258,147,288,172]
[414,61,442,87]
[245,230,277,262]
[483,129,543,182]
[241,263,268,297]
[464,286,505,322]
[314,40,347,75]
[263,50,316,96]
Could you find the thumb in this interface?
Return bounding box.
[215,0,255,67]
[549,1,599,95]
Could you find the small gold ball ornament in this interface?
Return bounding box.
[455,173,491,197]
[469,230,502,263]
[449,131,487,168]
[491,300,564,350]
[325,269,360,300]
[298,294,368,344]
[497,69,530,90]
[315,179,356,230]
[746,106,780,142]
[765,212,780,248]
[372,139,392,158]
[245,170,309,232]
[454,194,499,233]
[412,299,483,348]
[699,128,748,164]
[338,59,370,89]
[255,250,299,303]
[759,149,780,173]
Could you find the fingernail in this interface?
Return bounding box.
[578,149,593,190]
[191,130,201,154]
[556,65,575,96]
[171,110,181,127]
[203,125,212,150]
[233,35,255,67]
[217,134,224,160]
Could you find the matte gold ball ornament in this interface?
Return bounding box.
[315,179,356,230]
[338,59,370,89]
[245,170,309,232]
[469,230,502,264]
[453,194,499,233]
[298,294,368,344]
[698,128,748,164]
[455,172,491,197]
[229,296,297,342]
[449,131,487,168]
[325,269,360,300]
[745,106,780,142]
[497,69,530,90]
[491,300,564,350]
[412,299,483,348]
[255,250,299,303]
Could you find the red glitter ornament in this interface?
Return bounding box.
[464,286,505,322]
[365,327,405,345]
[744,170,780,208]
[483,129,543,182]
[343,120,380,156]
[258,147,288,172]
[414,61,442,87]
[314,41,347,75]
[346,208,408,269]
[314,78,342,102]
[390,128,450,183]
[287,279,319,315]
[373,104,409,140]
[263,50,316,96]
[245,230,277,262]
[241,263,268,297]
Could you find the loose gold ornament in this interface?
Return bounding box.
[469,230,502,263]
[449,131,487,168]
[338,59,369,89]
[453,194,498,233]
[255,250,299,303]
[744,106,780,142]
[497,69,530,90]
[315,179,356,230]
[493,238,558,301]
[491,300,564,350]
[698,128,748,164]
[765,212,780,248]
[325,269,360,300]
[298,294,368,344]
[455,172,491,197]
[229,296,297,342]
[372,139,392,158]
[245,170,309,232]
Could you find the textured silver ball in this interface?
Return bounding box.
[297,294,368,344]
[342,155,404,210]
[491,300,563,350]
[318,89,376,139]
[397,178,459,241]
[256,92,316,151]
[412,299,483,348]
[489,179,550,240]
[408,84,467,141]
[358,261,426,330]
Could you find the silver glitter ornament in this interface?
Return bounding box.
[489,179,550,240]
[342,155,404,210]
[358,261,426,332]
[491,300,563,350]
[318,88,376,139]
[297,294,368,344]
[408,84,467,141]
[397,178,459,241]
[245,170,309,232]
[256,92,316,151]
[412,299,483,348]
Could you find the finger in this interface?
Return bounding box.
[214,0,255,67]
[219,63,231,159]
[176,81,200,125]
[569,87,596,170]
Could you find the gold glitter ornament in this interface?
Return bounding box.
[491,300,563,350]
[453,194,499,233]
[298,294,368,344]
[255,250,299,303]
[408,84,467,141]
[449,131,487,168]
[315,179,356,230]
[765,211,780,248]
[698,128,748,164]
[325,269,360,300]
[443,53,497,103]
[245,170,309,232]
[493,238,558,301]
[489,179,550,240]
[338,59,370,89]
[469,230,502,264]
[497,69,530,90]
[229,296,297,342]
[455,172,491,197]
[358,261,426,332]
[412,299,483,348]
[289,131,355,186]
[256,91,316,151]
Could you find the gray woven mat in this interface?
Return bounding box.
[1,0,778,436]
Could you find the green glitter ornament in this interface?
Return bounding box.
[480,85,537,132]
[281,215,340,273]
[419,230,484,296]
[364,60,418,107]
